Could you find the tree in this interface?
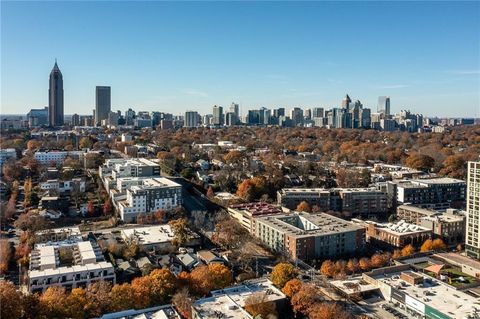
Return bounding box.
[392,249,403,260]
[282,278,303,298]
[172,288,193,319]
[149,268,178,305]
[207,263,233,290]
[224,150,243,164]
[309,302,354,319]
[421,239,434,252]
[212,216,248,249]
[370,253,389,269]
[0,281,22,319]
[271,262,298,288]
[27,139,40,151]
[65,288,87,319]
[346,258,360,274]
[110,283,135,312]
[103,200,112,216]
[290,284,319,315]
[131,276,152,308]
[320,260,336,278]
[168,218,189,247]
[39,286,68,318]
[296,201,312,213]
[405,153,435,171]
[359,257,371,272]
[123,236,141,260]
[244,292,278,318]
[432,238,447,251]
[0,239,11,274]
[85,281,112,317]
[206,186,215,199]
[79,137,94,149]
[87,201,95,216]
[401,244,415,257]
[22,293,41,319]
[14,211,48,232]
[23,177,33,208]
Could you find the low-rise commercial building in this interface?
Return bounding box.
[121,224,200,252]
[277,187,387,217]
[113,177,182,222]
[255,212,365,260]
[35,227,82,243]
[228,202,285,233]
[353,219,432,248]
[192,279,287,319]
[99,305,181,319]
[28,240,115,293]
[362,265,480,319]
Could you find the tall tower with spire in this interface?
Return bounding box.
[342,94,352,109]
[48,60,64,126]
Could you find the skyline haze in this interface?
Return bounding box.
[1,1,479,117]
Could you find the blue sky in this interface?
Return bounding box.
[1,1,479,117]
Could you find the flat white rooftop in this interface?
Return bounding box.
[373,270,480,319]
[121,225,174,245]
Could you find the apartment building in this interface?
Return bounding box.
[99,158,160,191]
[255,212,365,260]
[277,187,387,217]
[28,240,115,293]
[397,205,465,245]
[115,177,182,222]
[227,202,285,233]
[353,219,432,248]
[466,161,480,259]
[393,178,466,209]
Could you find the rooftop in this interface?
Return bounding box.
[370,269,480,319]
[229,202,283,217]
[121,225,174,245]
[99,305,181,319]
[257,212,364,238]
[193,279,286,319]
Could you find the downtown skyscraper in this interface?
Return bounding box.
[95,86,111,126]
[48,60,64,126]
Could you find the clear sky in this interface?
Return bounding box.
[1,1,479,117]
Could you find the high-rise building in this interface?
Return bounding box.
[95,86,111,126]
[274,108,285,118]
[342,94,352,109]
[466,161,480,259]
[312,107,324,118]
[229,102,239,118]
[27,107,49,127]
[378,96,391,116]
[290,107,303,126]
[48,61,64,126]
[185,111,200,128]
[71,113,81,126]
[212,105,224,126]
[125,108,135,125]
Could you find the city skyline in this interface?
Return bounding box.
[2,1,479,117]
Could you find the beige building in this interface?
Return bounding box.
[466,161,480,259]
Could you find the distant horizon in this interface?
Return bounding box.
[2,1,479,117]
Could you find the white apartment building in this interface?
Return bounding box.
[99,158,160,191]
[466,161,480,259]
[34,150,85,165]
[40,178,86,193]
[115,177,182,222]
[28,240,115,293]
